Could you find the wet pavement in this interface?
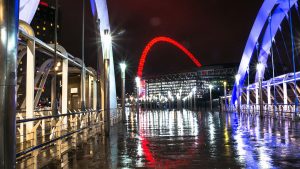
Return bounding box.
[68,109,300,169]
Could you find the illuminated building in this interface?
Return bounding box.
[143,64,237,99]
[30,1,61,43]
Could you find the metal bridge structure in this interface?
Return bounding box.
[0,0,120,168]
[228,0,300,119]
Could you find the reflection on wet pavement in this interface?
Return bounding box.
[68,110,300,169]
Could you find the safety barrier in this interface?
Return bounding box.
[16,108,122,169]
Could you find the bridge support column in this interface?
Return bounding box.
[62,59,68,130]
[0,0,19,168]
[62,59,68,114]
[26,34,35,141]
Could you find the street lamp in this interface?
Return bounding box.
[209,85,213,111]
[135,76,140,113]
[192,87,196,110]
[257,62,264,117]
[103,29,111,136]
[120,62,126,123]
[235,74,241,113]
[223,81,227,111]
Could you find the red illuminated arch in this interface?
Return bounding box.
[137,36,202,77]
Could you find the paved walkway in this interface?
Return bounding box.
[64,109,300,169]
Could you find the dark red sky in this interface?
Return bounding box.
[56,0,264,93]
[107,0,262,76]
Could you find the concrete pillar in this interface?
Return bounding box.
[0,0,19,168]
[26,38,35,134]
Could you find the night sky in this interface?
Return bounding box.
[54,0,264,94]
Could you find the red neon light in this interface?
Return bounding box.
[39,1,49,7]
[137,36,202,77]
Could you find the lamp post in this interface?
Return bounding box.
[95,19,101,111]
[235,74,241,113]
[223,81,227,111]
[81,0,86,110]
[257,63,264,118]
[103,29,111,136]
[209,85,213,111]
[192,87,196,110]
[135,77,140,113]
[120,63,126,123]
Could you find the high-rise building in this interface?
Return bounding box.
[30,1,61,44]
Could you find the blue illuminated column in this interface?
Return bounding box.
[235,74,241,113]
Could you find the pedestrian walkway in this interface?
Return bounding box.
[54,109,300,169]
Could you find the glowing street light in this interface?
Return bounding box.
[120,62,126,72]
[256,62,264,78]
[192,87,196,93]
[103,32,112,47]
[135,76,140,88]
[56,61,61,67]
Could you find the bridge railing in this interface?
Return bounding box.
[240,104,298,119]
[16,108,122,169]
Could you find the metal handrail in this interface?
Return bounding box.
[17,109,101,123]
[16,108,122,162]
